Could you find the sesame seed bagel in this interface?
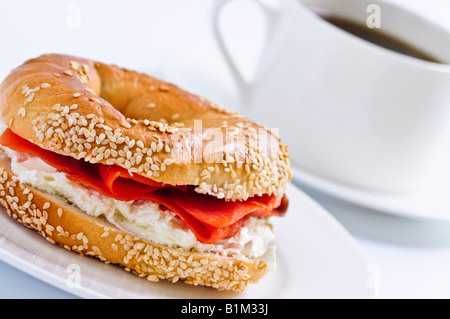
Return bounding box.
[0,153,269,292]
[0,53,291,201]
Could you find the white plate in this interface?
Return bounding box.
[291,130,450,222]
[0,183,373,299]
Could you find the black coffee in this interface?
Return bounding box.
[320,14,442,64]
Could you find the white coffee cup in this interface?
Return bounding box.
[213,0,450,192]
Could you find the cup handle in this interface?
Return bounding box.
[212,0,280,107]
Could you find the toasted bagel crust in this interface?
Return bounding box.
[0,54,291,201]
[0,154,269,292]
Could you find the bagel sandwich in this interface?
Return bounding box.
[0,54,291,292]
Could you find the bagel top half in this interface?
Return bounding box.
[0,54,291,201]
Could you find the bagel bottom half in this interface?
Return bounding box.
[0,149,271,292]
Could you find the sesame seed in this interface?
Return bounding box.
[17,107,26,117]
[98,133,106,143]
[70,60,80,70]
[226,154,235,163]
[164,158,174,165]
[23,92,34,105]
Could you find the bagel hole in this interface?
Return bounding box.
[96,67,185,125]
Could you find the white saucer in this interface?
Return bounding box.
[291,135,450,222]
[0,183,373,299]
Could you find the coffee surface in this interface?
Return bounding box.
[321,15,441,64]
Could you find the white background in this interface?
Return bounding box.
[1,0,450,298]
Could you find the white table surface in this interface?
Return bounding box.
[1,0,450,299]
